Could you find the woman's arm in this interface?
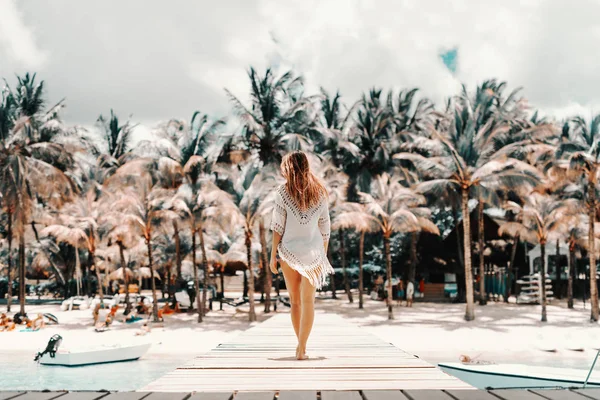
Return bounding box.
[270,231,282,274]
[269,191,286,274]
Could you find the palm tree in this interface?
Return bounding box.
[106,162,176,322]
[312,88,360,169]
[360,173,439,320]
[346,89,395,200]
[145,112,226,283]
[171,163,238,322]
[558,114,600,321]
[42,187,105,301]
[499,191,576,321]
[562,218,590,309]
[332,202,378,308]
[215,163,278,321]
[395,96,543,320]
[226,67,317,165]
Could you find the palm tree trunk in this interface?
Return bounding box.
[174,221,182,282]
[540,241,547,322]
[478,200,486,305]
[6,210,13,313]
[556,239,562,299]
[588,177,599,321]
[462,188,475,321]
[339,229,353,303]
[245,228,257,322]
[192,225,202,322]
[259,220,272,313]
[199,228,209,317]
[384,234,393,320]
[568,243,575,309]
[118,242,131,315]
[75,247,81,297]
[146,237,159,322]
[409,232,418,289]
[90,250,103,302]
[19,232,26,316]
[328,243,337,299]
[359,231,365,309]
[506,235,519,303]
[30,221,65,285]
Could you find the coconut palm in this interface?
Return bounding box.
[499,191,576,321]
[555,114,600,321]
[345,89,395,200]
[311,88,360,169]
[360,173,439,319]
[142,112,226,283]
[226,67,317,165]
[170,165,239,322]
[395,92,543,320]
[215,162,278,321]
[105,161,176,321]
[332,202,378,308]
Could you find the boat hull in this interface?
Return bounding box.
[39,343,151,367]
[438,363,600,389]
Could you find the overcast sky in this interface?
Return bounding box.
[1,0,600,130]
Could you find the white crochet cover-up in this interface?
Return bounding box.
[270,184,334,289]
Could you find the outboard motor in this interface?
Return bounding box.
[34,334,63,362]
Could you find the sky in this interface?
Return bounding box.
[1,0,600,133]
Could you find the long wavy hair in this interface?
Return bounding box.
[281,151,327,210]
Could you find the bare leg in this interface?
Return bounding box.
[297,275,316,360]
[280,261,302,340]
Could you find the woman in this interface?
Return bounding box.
[269,151,334,360]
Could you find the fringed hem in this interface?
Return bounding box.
[278,243,334,290]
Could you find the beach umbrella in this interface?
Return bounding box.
[108,267,134,281]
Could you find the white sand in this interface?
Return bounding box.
[318,296,600,369]
[2,295,600,370]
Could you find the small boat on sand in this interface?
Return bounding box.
[439,362,600,389]
[35,335,151,367]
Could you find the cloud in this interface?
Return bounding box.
[1,0,599,126]
[0,0,48,69]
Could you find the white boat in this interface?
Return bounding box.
[38,341,151,367]
[439,362,600,389]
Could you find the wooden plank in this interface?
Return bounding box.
[187,393,232,400]
[143,394,190,400]
[489,390,544,400]
[530,390,590,400]
[100,394,150,400]
[277,391,316,400]
[571,389,600,400]
[16,394,66,400]
[362,390,409,400]
[401,390,453,400]
[142,313,471,392]
[446,390,497,399]
[0,394,25,400]
[233,393,274,400]
[321,392,362,400]
[56,393,109,400]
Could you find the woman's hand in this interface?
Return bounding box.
[269,255,279,275]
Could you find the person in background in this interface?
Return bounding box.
[396,280,405,307]
[406,280,414,307]
[419,277,425,296]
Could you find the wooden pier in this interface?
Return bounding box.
[141,313,471,392]
[3,389,600,399]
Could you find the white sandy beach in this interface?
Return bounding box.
[2,295,600,370]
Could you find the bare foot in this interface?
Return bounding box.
[296,345,308,360]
